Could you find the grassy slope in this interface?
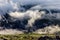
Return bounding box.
[0,33,57,40]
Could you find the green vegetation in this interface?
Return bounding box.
[0,34,59,40]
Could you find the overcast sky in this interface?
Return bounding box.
[0,0,60,15]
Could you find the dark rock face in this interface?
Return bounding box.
[38,36,60,40]
[39,9,50,14]
[56,36,60,40]
[20,4,36,11]
[50,9,60,13]
[33,19,54,29]
[0,13,29,30]
[38,36,53,40]
[39,9,60,14]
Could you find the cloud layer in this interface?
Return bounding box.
[0,0,60,34]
